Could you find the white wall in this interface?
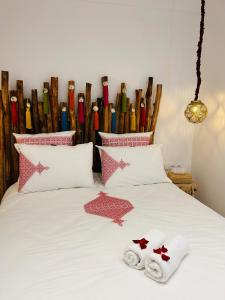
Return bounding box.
[192,0,225,217]
[0,0,200,170]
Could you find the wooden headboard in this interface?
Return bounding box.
[0,71,162,199]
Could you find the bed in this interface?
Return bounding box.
[1,177,225,300]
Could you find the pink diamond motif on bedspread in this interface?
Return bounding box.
[84,192,134,226]
[19,153,49,191]
[101,150,130,183]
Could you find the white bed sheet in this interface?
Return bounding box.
[0,180,225,300]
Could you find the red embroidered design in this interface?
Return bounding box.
[102,136,150,147]
[19,153,49,191]
[84,191,134,226]
[153,245,170,262]
[101,150,130,183]
[133,238,149,249]
[16,136,73,145]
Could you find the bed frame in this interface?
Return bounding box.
[0,71,162,200]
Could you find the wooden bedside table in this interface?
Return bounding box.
[167,172,197,198]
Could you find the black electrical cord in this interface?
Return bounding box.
[194,0,205,101]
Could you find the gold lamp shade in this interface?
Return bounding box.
[184,100,208,123]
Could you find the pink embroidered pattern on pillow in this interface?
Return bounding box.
[16,136,73,145]
[101,149,130,183]
[102,136,150,147]
[84,191,134,226]
[19,153,49,191]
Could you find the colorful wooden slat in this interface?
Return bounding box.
[10,90,18,133]
[130,103,136,133]
[68,80,76,131]
[0,71,162,200]
[24,98,32,133]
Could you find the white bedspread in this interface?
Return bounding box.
[0,180,225,300]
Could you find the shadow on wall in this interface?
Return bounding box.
[192,91,225,217]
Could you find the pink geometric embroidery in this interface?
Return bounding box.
[19,153,49,191]
[101,150,130,184]
[16,136,73,145]
[102,136,150,147]
[84,192,134,226]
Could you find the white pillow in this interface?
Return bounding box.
[99,132,152,147]
[97,144,171,187]
[15,143,94,193]
[13,131,75,145]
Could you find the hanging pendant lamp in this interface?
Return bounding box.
[184,0,208,123]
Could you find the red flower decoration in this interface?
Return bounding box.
[153,245,170,262]
[161,245,168,253]
[161,254,170,262]
[133,238,149,250]
[153,248,162,254]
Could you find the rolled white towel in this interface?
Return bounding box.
[144,235,189,283]
[123,229,166,270]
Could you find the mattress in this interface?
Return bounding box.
[0,179,225,300]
